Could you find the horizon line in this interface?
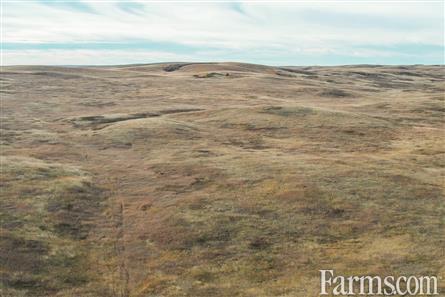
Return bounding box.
[2,61,444,67]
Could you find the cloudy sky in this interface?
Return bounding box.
[3,0,444,65]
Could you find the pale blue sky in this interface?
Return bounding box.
[3,1,444,65]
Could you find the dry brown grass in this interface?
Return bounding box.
[1,62,444,296]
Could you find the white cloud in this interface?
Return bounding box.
[2,1,444,65]
[3,49,193,65]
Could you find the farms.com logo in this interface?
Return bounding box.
[320,270,439,296]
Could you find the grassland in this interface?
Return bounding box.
[1,63,444,296]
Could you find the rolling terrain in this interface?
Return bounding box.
[1,62,444,296]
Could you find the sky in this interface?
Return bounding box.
[2,0,444,66]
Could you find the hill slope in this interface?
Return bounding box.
[1,62,444,296]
